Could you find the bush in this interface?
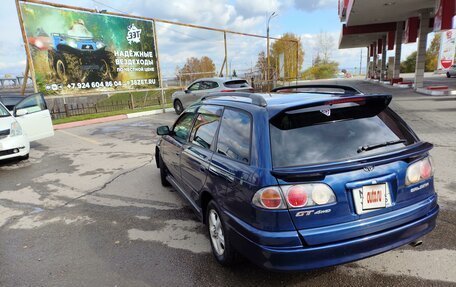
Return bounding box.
[302,61,339,80]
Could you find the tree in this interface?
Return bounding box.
[400,33,441,73]
[426,33,441,72]
[177,56,216,82]
[302,61,339,80]
[255,51,267,80]
[315,32,334,63]
[400,51,417,73]
[270,33,304,80]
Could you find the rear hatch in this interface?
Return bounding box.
[222,79,253,92]
[269,95,435,245]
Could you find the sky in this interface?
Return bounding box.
[0,0,425,78]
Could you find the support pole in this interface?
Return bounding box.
[152,21,165,113]
[15,0,38,93]
[414,9,432,89]
[393,21,404,79]
[366,46,370,79]
[372,43,378,79]
[21,60,29,96]
[224,31,228,78]
[296,40,299,85]
[381,35,387,81]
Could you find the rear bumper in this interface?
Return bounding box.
[225,198,439,272]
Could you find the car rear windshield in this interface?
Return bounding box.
[223,80,250,88]
[270,107,417,168]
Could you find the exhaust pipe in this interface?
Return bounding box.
[409,240,423,247]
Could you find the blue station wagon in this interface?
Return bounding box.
[155,84,439,271]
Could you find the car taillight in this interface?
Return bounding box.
[406,157,434,186]
[220,89,235,92]
[286,185,308,207]
[252,184,336,210]
[252,187,285,209]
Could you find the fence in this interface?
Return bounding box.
[50,88,175,120]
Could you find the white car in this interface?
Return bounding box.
[0,93,54,161]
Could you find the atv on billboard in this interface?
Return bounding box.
[438,29,456,70]
[18,1,159,95]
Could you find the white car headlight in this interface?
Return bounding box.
[10,121,23,137]
[67,39,78,48]
[96,41,105,49]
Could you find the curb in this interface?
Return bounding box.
[54,108,175,130]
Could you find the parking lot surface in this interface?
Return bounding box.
[0,80,455,286]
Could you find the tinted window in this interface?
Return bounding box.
[224,80,250,88]
[270,109,417,168]
[188,82,201,91]
[216,109,251,163]
[173,112,196,141]
[200,81,219,90]
[190,105,222,150]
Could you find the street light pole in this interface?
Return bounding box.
[266,12,276,83]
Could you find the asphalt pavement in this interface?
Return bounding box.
[0,80,455,286]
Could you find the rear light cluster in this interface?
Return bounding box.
[252,184,336,210]
[406,156,434,186]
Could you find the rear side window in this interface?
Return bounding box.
[190,105,222,150]
[270,108,417,168]
[223,80,249,88]
[201,81,219,89]
[216,108,251,163]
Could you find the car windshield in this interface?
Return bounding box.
[0,103,11,117]
[0,97,22,110]
[270,108,417,168]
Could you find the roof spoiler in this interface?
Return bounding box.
[271,84,363,96]
[201,92,267,107]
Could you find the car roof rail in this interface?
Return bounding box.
[271,84,363,95]
[201,92,268,107]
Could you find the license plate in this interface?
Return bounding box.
[361,184,386,210]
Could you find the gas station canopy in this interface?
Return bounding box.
[338,0,454,49]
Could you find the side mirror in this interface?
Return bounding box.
[156,125,170,136]
[15,108,28,117]
[184,89,190,94]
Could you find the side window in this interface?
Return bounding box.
[216,108,252,164]
[188,82,201,91]
[190,105,222,150]
[173,111,196,141]
[203,81,219,89]
[16,93,47,114]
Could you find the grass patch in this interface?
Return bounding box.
[52,104,172,125]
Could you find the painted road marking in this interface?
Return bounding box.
[58,130,100,145]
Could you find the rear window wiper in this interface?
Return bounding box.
[357,139,407,153]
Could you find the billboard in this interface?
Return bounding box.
[437,29,456,70]
[18,2,159,95]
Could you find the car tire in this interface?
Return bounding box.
[206,200,236,266]
[447,72,451,78]
[158,154,171,187]
[174,100,184,115]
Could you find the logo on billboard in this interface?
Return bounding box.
[127,24,141,44]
